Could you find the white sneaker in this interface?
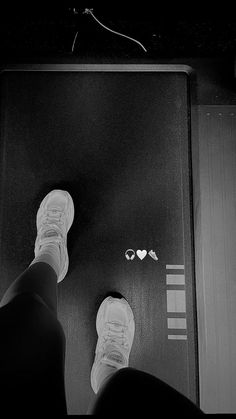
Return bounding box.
[34,189,75,283]
[90,296,135,394]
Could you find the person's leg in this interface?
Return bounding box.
[0,259,67,414]
[0,245,60,313]
[88,367,204,415]
[0,190,75,414]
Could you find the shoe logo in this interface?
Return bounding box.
[148,250,158,261]
[136,249,147,260]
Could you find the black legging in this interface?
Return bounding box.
[0,262,204,415]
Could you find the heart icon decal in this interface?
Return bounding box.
[136,249,147,260]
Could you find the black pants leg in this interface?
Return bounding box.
[0,262,204,415]
[0,262,67,415]
[88,367,204,415]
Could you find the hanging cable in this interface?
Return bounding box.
[72,31,79,53]
[84,8,147,52]
[71,8,147,53]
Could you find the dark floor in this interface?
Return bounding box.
[0,69,196,414]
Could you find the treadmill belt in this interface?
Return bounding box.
[0,68,198,414]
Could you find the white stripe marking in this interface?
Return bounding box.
[167,318,187,329]
[166,265,184,270]
[167,290,186,312]
[166,274,185,285]
[168,335,187,340]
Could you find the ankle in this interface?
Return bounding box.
[30,244,60,278]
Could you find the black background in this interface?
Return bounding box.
[1,4,236,59]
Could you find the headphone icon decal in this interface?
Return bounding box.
[125,249,135,260]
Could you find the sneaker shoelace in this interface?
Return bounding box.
[40,209,65,235]
[102,321,129,352]
[37,209,67,256]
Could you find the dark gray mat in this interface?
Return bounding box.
[0,68,198,414]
